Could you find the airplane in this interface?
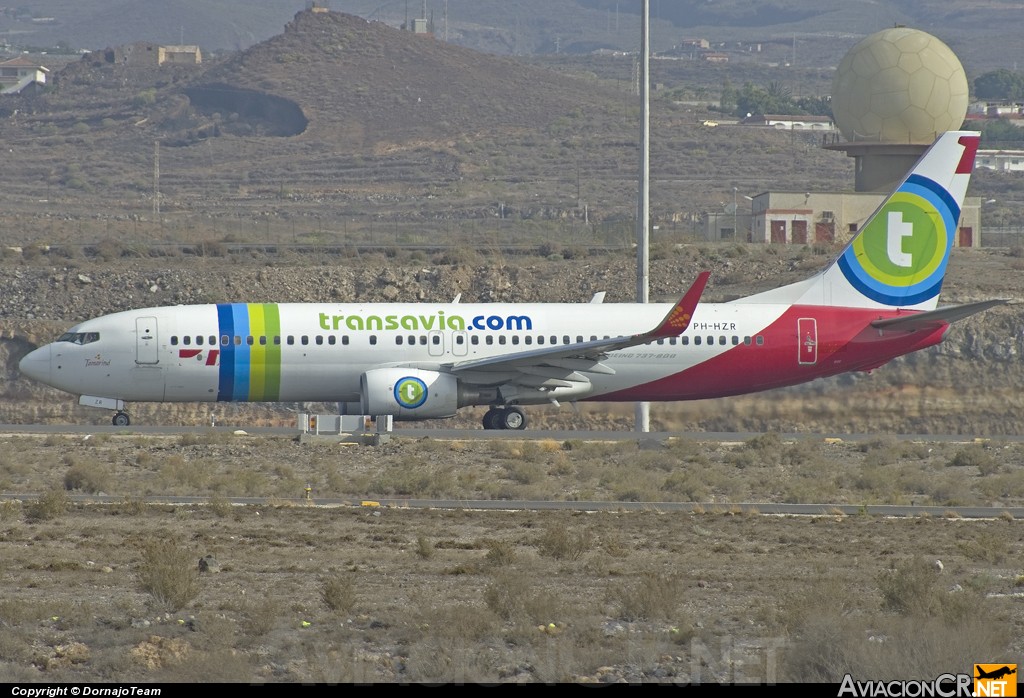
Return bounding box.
[18,130,1006,430]
[975,666,1016,681]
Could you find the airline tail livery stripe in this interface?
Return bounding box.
[216,303,282,401]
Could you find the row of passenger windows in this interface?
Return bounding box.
[170,333,767,348]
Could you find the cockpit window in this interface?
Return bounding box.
[57,332,100,345]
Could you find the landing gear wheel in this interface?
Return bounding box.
[112,412,130,427]
[499,406,526,431]
[482,408,500,430]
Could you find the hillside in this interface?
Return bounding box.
[0,7,859,252]
[4,0,1024,73]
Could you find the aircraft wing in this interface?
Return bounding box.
[870,299,1008,331]
[440,272,710,389]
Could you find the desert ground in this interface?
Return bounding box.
[0,429,1021,684]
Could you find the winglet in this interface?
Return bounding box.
[648,271,710,339]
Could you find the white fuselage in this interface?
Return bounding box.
[21,300,790,405]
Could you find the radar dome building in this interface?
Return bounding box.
[746,27,979,249]
[832,27,969,144]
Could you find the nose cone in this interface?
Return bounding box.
[18,345,52,385]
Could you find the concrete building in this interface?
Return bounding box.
[0,56,49,93]
[747,191,981,248]
[976,149,1024,172]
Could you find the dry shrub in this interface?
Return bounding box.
[947,445,1000,474]
[63,459,112,494]
[484,539,517,567]
[482,570,560,623]
[415,535,435,560]
[609,571,684,621]
[878,557,977,622]
[0,499,20,522]
[137,538,201,612]
[321,573,357,613]
[782,612,1008,682]
[537,524,592,561]
[26,487,69,522]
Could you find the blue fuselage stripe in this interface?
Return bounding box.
[216,304,235,401]
[231,304,250,400]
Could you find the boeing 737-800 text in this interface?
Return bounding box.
[18,131,1003,429]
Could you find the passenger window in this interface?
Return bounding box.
[695,336,702,346]
[537,336,545,345]
[183,336,191,346]
[195,336,203,346]
[550,336,557,345]
[732,336,739,345]
[370,336,378,346]
[328,336,336,345]
[456,335,465,345]
[274,336,281,345]
[432,335,440,345]
[301,336,308,346]
[247,336,254,346]
[287,336,295,346]
[525,336,532,345]
[221,335,230,346]
[342,336,349,346]
[396,336,404,345]
[706,335,713,345]
[485,336,493,345]
[756,335,765,345]
[471,336,479,345]
[499,336,507,345]
[681,336,689,345]
[171,336,179,346]
[315,336,323,346]
[209,336,216,346]
[419,336,426,345]
[563,335,570,344]
[577,336,584,343]
[512,336,519,345]
[719,336,726,345]
[234,336,242,346]
[657,339,664,345]
[744,336,752,345]
[259,336,267,346]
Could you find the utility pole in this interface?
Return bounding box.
[153,140,160,222]
[635,0,650,433]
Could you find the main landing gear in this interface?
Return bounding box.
[482,406,526,430]
[112,411,131,427]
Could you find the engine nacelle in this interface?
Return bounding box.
[360,368,459,420]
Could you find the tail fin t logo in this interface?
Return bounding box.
[886,211,914,268]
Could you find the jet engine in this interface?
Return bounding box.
[360,368,460,419]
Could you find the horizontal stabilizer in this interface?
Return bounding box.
[870,299,1008,331]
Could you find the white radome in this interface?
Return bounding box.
[832,27,969,143]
